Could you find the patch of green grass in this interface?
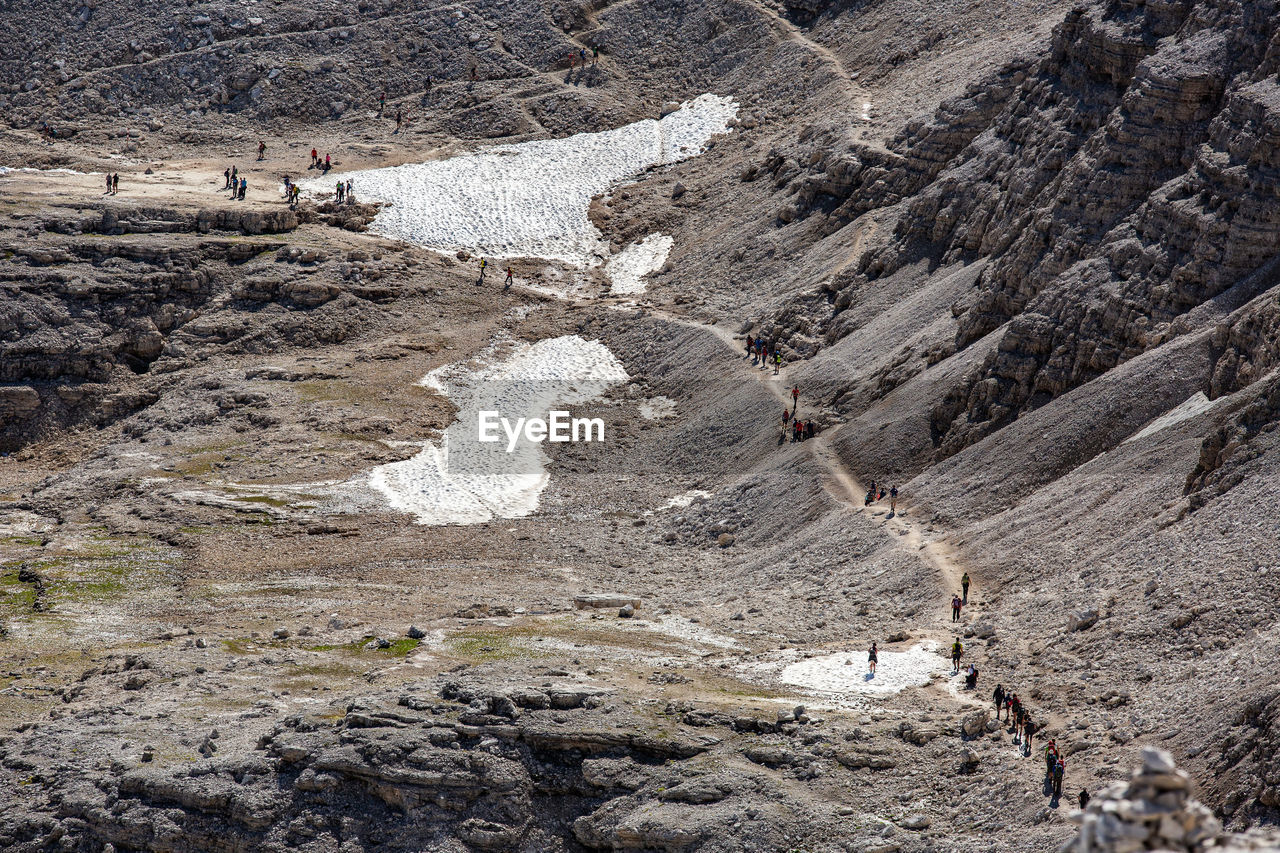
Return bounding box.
[4,536,43,546]
[221,637,260,655]
[306,637,421,657]
[231,494,291,508]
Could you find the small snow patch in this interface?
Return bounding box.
[606,233,673,295]
[1125,392,1227,444]
[367,335,628,525]
[638,395,677,420]
[779,642,944,697]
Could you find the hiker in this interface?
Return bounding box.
[864,488,875,506]
[1024,716,1036,753]
[791,384,799,410]
[1052,758,1065,800]
[1078,789,1090,810]
[325,153,331,171]
[112,173,119,194]
[335,181,343,204]
[223,168,232,189]
[478,258,487,284]
[580,47,587,67]
[878,486,887,501]
[231,165,238,186]
[378,91,386,115]
[345,179,353,203]
[106,173,113,194]
[964,663,977,689]
[890,485,898,513]
[868,642,877,675]
[504,266,513,289]
[951,637,963,674]
[805,421,815,440]
[292,185,301,206]
[592,45,599,65]
[951,594,962,622]
[961,572,971,604]
[257,140,266,160]
[745,334,754,360]
[1045,741,1059,778]
[238,176,247,200]
[310,148,318,166]
[793,420,803,443]
[993,684,1005,714]
[782,407,790,426]
[774,350,782,375]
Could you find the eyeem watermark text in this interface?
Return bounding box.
[478,410,606,452]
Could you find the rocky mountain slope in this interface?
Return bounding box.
[2,0,1280,851]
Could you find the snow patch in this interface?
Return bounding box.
[301,94,737,265]
[778,642,944,698]
[638,395,677,420]
[366,335,628,525]
[606,233,673,295]
[1125,392,1228,444]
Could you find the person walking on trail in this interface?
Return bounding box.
[345,179,353,203]
[951,594,962,622]
[477,258,487,284]
[993,684,1005,714]
[310,148,318,167]
[1024,716,1036,753]
[774,350,782,375]
[378,91,386,115]
[395,108,403,133]
[868,642,877,675]
[745,334,754,360]
[257,140,266,160]
[791,384,799,410]
[504,266,513,290]
[1052,758,1065,800]
[961,572,971,604]
[951,637,963,674]
[592,45,599,66]
[223,167,232,190]
[793,420,803,443]
[105,173,113,194]
[1044,741,1058,779]
[890,485,898,513]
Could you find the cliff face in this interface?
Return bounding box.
[767,0,1280,464]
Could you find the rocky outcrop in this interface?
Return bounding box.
[1063,747,1280,852]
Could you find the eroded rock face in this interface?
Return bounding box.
[763,0,1280,464]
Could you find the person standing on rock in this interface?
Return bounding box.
[951,594,962,622]
[223,167,232,189]
[257,140,266,160]
[113,173,119,194]
[951,637,963,673]
[105,173,113,195]
[346,179,353,203]
[336,180,344,203]
[961,572,971,604]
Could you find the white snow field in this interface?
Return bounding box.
[605,233,674,295]
[367,335,629,525]
[304,94,737,269]
[778,642,945,698]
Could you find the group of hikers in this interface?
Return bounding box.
[745,334,782,374]
[475,259,516,289]
[991,683,1084,807]
[309,149,333,173]
[864,480,898,511]
[222,166,248,200]
[103,173,119,195]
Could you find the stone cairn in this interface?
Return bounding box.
[1063,747,1280,853]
